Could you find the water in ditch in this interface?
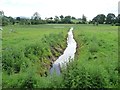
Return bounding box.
[50,27,77,75]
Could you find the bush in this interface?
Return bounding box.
[115,23,120,26]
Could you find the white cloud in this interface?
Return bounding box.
[0,0,119,20]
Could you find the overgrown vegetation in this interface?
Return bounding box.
[2,33,67,88]
[43,25,118,88]
[2,24,118,89]
[2,25,70,88]
[58,25,118,88]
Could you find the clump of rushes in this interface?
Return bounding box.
[89,36,99,53]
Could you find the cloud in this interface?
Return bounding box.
[0,0,119,20]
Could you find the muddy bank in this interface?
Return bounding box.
[39,33,68,76]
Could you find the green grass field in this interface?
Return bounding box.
[2,24,71,47]
[2,24,118,88]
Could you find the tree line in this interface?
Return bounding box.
[0,11,120,26]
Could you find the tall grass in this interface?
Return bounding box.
[2,24,118,88]
[2,31,67,88]
[48,25,118,88]
[57,24,118,88]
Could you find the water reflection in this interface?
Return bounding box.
[50,27,77,75]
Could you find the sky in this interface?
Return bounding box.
[0,0,119,20]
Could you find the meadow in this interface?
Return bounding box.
[2,24,118,88]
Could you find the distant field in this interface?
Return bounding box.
[2,24,72,47]
[2,24,118,88]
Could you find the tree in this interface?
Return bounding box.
[49,17,53,20]
[54,16,59,23]
[16,17,21,21]
[0,11,10,26]
[63,16,71,24]
[15,17,21,24]
[115,14,120,26]
[18,17,30,25]
[45,17,54,24]
[88,20,92,24]
[60,15,64,20]
[31,12,41,24]
[82,14,87,24]
[98,14,106,24]
[106,13,115,24]
[8,16,15,25]
[72,16,76,19]
[92,17,99,26]
[116,14,120,23]
[2,16,10,26]
[0,11,4,16]
[31,12,41,20]
[92,14,106,24]
[0,11,15,26]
